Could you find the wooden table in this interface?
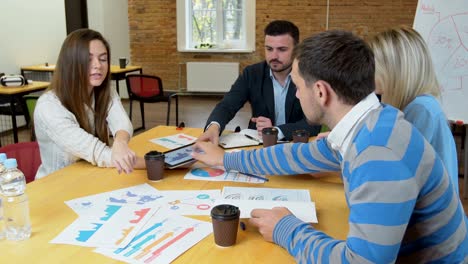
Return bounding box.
[0,126,349,263]
[21,64,143,95]
[0,81,49,143]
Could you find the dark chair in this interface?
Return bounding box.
[0,141,41,183]
[24,95,39,141]
[125,74,178,131]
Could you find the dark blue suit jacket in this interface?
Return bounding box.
[205,61,320,140]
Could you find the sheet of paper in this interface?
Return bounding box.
[158,190,221,216]
[219,132,260,149]
[184,166,267,183]
[149,133,197,149]
[66,184,164,216]
[215,199,317,223]
[95,213,212,264]
[222,187,311,202]
[239,128,263,143]
[50,205,160,248]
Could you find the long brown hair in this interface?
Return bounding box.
[52,29,111,145]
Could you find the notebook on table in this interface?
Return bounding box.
[219,129,262,149]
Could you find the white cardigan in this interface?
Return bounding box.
[34,89,133,179]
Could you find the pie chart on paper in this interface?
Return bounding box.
[191,167,225,177]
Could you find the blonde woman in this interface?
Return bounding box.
[34,29,145,179]
[369,27,458,192]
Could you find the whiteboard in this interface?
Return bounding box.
[413,0,468,123]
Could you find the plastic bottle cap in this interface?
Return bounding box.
[4,158,18,169]
[0,153,6,162]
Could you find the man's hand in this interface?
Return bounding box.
[251,116,273,136]
[198,124,220,145]
[249,207,292,242]
[111,137,137,174]
[191,141,225,167]
[315,131,330,140]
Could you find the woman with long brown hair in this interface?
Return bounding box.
[34,29,144,179]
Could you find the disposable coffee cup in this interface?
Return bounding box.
[211,204,240,247]
[144,151,165,181]
[262,127,278,147]
[292,129,310,143]
[119,57,129,69]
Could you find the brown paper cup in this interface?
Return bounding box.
[144,151,165,181]
[211,204,240,247]
[292,129,310,143]
[262,127,278,147]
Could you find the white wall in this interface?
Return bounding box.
[88,0,130,98]
[0,0,66,75]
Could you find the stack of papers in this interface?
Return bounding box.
[52,184,216,264]
[215,187,318,223]
[219,129,262,149]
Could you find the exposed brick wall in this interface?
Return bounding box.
[128,0,417,91]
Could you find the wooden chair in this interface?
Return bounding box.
[0,141,41,183]
[125,74,178,131]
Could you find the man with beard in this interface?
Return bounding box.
[198,20,321,143]
[192,30,468,263]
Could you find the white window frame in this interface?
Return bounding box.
[176,0,256,53]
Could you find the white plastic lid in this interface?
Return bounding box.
[4,158,17,169]
[0,153,6,162]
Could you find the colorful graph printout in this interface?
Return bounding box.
[158,190,221,216]
[66,184,164,216]
[149,133,197,149]
[222,187,311,201]
[50,205,160,248]
[95,214,212,264]
[184,166,267,183]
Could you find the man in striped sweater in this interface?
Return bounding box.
[193,30,468,263]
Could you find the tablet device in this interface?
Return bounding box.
[164,143,196,169]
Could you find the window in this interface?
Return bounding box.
[177,0,255,53]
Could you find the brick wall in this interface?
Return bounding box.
[128,0,417,91]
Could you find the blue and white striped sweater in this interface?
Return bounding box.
[224,105,468,263]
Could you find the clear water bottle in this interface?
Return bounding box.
[0,153,7,240]
[0,158,31,240]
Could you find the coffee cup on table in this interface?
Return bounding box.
[292,129,310,143]
[262,127,278,147]
[211,204,240,247]
[144,151,165,181]
[119,57,129,69]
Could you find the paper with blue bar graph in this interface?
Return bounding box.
[94,213,211,264]
[50,204,160,248]
[52,184,215,263]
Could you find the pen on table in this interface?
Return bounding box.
[241,171,269,182]
[244,134,261,143]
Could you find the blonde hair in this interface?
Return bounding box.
[368,27,440,110]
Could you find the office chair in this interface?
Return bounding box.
[24,95,39,141]
[0,141,41,183]
[125,74,179,131]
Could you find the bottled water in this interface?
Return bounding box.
[0,158,31,240]
[0,153,7,240]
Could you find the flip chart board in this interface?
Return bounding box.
[413,0,468,123]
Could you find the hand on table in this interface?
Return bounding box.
[198,124,220,145]
[191,141,225,167]
[249,207,293,242]
[111,139,137,174]
[251,116,273,137]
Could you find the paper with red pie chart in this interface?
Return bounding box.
[183,166,267,183]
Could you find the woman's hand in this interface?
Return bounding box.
[111,131,137,174]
